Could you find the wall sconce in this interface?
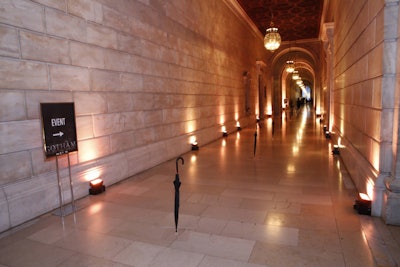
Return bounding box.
[191,140,199,150]
[323,125,327,131]
[353,193,371,215]
[89,178,105,195]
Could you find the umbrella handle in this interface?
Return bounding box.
[176,156,184,173]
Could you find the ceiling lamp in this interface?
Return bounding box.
[264,23,281,52]
[292,70,299,80]
[264,8,281,52]
[286,60,295,73]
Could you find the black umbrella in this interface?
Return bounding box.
[253,128,258,157]
[272,120,275,136]
[173,156,184,232]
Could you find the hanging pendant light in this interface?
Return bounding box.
[292,70,299,80]
[286,60,295,73]
[264,22,281,52]
[264,8,281,52]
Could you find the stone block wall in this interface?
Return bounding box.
[0,0,267,232]
[332,0,394,216]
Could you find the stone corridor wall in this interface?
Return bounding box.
[332,0,393,215]
[0,0,267,232]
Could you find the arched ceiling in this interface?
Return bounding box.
[236,0,324,42]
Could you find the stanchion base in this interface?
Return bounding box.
[52,203,77,217]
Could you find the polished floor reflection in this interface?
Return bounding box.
[1,107,400,267]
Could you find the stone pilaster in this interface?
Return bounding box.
[321,23,334,129]
[383,0,400,225]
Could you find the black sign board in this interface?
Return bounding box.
[41,103,78,158]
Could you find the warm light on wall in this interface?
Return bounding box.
[372,145,380,171]
[367,178,375,201]
[186,121,195,133]
[266,106,272,116]
[222,125,228,137]
[359,193,370,201]
[79,149,98,163]
[219,116,225,125]
[90,178,103,186]
[84,167,102,182]
[236,121,241,131]
[281,93,286,109]
[189,135,197,145]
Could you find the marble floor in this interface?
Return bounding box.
[1,106,400,267]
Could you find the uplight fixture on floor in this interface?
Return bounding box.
[89,178,105,195]
[353,193,371,215]
[332,145,340,155]
[191,140,199,150]
[325,131,331,139]
[222,125,228,137]
[236,121,241,131]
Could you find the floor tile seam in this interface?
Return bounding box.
[49,229,136,252]
[330,200,381,267]
[196,253,256,267]
[113,240,198,267]
[169,216,299,247]
[204,218,300,247]
[170,229,257,262]
[196,254,265,267]
[359,218,399,267]
[250,238,345,259]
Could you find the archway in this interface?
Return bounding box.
[268,45,320,117]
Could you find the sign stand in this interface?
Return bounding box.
[55,154,65,227]
[67,153,77,223]
[54,153,77,225]
[40,103,78,226]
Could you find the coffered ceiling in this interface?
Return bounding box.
[236,0,324,42]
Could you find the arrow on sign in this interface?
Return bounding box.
[53,131,64,137]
